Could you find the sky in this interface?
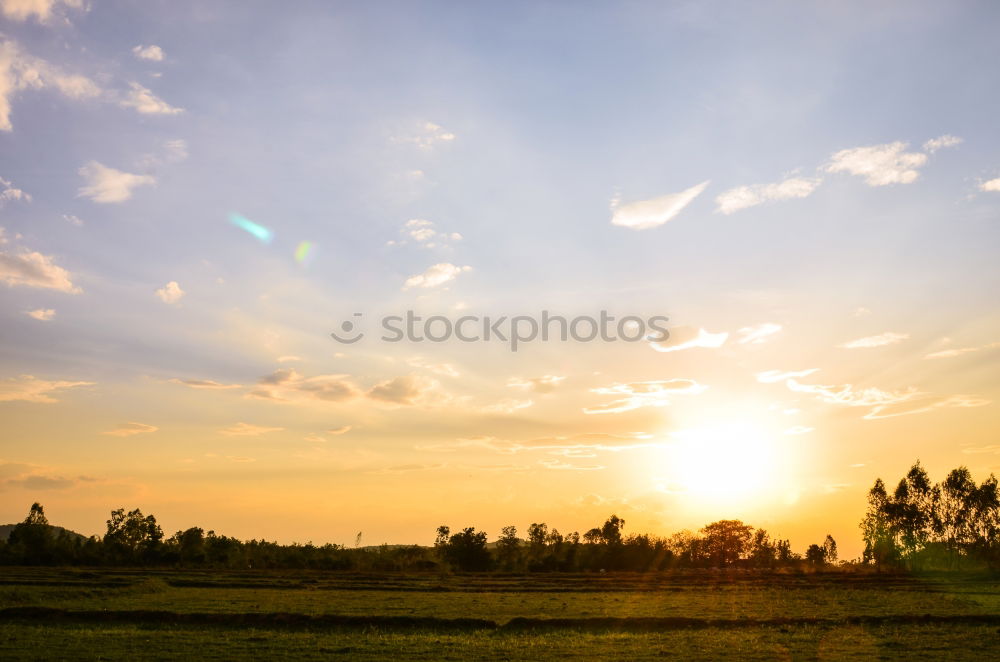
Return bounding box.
[1,0,999,558]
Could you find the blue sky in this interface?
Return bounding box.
[1,0,999,553]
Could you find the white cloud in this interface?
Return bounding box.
[367,375,440,406]
[219,422,283,436]
[168,378,242,390]
[980,178,1000,193]
[826,141,928,186]
[132,45,165,62]
[403,262,471,289]
[649,327,728,353]
[736,323,782,345]
[715,177,821,214]
[584,379,707,414]
[784,426,814,435]
[389,219,463,249]
[0,374,92,403]
[78,161,154,203]
[611,181,709,230]
[508,375,566,393]
[249,368,360,404]
[0,175,30,204]
[103,422,158,437]
[393,121,456,149]
[26,308,54,321]
[420,432,657,455]
[0,245,80,293]
[120,81,183,115]
[922,134,962,153]
[479,398,534,414]
[407,357,460,377]
[0,40,100,131]
[755,368,818,384]
[924,341,1000,360]
[778,377,987,420]
[163,139,188,162]
[155,281,184,304]
[0,0,83,23]
[62,214,83,226]
[838,332,909,349]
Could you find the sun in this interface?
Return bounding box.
[657,420,785,507]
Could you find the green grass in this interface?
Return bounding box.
[1,569,999,659]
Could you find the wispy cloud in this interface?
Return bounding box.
[756,368,818,383]
[826,141,928,186]
[922,134,962,153]
[119,81,183,115]
[649,327,728,353]
[611,181,709,230]
[1,175,30,205]
[248,369,360,403]
[507,375,565,393]
[103,422,158,437]
[0,39,100,131]
[0,0,83,23]
[0,374,92,403]
[980,178,1000,193]
[388,219,463,248]
[584,379,707,414]
[736,323,782,345]
[838,332,909,349]
[924,341,1000,359]
[392,121,456,149]
[0,240,80,293]
[25,308,55,321]
[715,177,821,214]
[78,161,154,203]
[403,262,471,289]
[168,378,242,390]
[218,422,284,436]
[420,432,656,455]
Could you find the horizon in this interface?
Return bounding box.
[3,0,1000,563]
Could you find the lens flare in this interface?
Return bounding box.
[229,213,273,243]
[294,241,315,265]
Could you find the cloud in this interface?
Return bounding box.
[403,262,471,289]
[924,341,1000,359]
[420,432,656,455]
[407,357,460,377]
[863,394,990,420]
[649,326,728,353]
[389,219,463,249]
[155,281,184,304]
[1,175,30,205]
[103,422,158,437]
[119,81,183,115]
[78,161,154,203]
[7,474,75,490]
[326,425,352,436]
[62,214,83,226]
[980,178,1000,193]
[539,459,605,471]
[611,181,709,230]
[0,245,80,293]
[0,0,83,22]
[248,369,360,403]
[25,308,54,321]
[507,375,566,393]
[218,422,283,436]
[756,368,818,384]
[132,45,165,62]
[168,378,242,390]
[392,121,456,149]
[584,379,707,414]
[478,398,534,414]
[784,426,814,435]
[825,141,928,186]
[736,323,782,345]
[367,375,441,406]
[962,445,1000,455]
[922,134,962,153]
[715,177,821,214]
[0,39,100,131]
[0,374,92,403]
[838,332,909,349]
[163,139,188,162]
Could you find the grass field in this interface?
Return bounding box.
[2,568,999,660]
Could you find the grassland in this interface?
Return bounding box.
[2,568,999,660]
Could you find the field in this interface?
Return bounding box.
[2,568,1000,660]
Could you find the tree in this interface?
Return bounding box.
[440,527,492,571]
[822,534,838,565]
[496,525,520,569]
[8,503,55,564]
[700,520,753,567]
[104,508,163,563]
[861,478,899,570]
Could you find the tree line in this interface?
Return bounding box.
[1,503,837,571]
[861,461,1000,569]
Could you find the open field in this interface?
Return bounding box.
[2,569,1000,659]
